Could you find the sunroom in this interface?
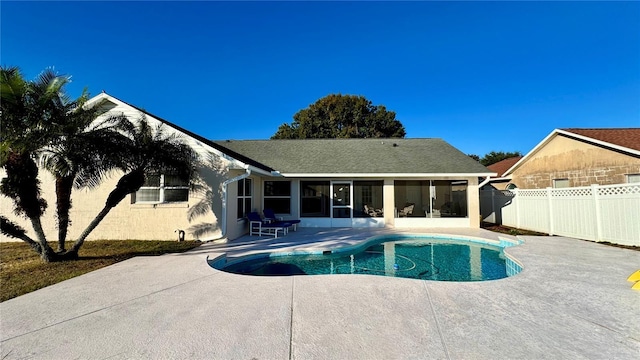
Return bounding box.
[255,178,474,228]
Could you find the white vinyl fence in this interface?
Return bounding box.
[480,183,640,246]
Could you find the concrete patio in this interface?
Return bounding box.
[1,228,639,359]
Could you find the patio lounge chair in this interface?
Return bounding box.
[263,208,301,231]
[364,204,383,217]
[247,212,292,238]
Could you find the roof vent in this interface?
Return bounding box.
[393,143,398,147]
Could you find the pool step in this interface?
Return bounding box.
[627,270,640,290]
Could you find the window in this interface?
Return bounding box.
[354,181,384,218]
[627,174,640,183]
[553,178,570,188]
[133,173,189,203]
[264,181,291,214]
[394,180,468,218]
[237,178,252,219]
[300,181,330,217]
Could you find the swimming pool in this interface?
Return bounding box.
[212,235,523,282]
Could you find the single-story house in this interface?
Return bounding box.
[481,156,523,190]
[0,93,494,242]
[482,128,640,190]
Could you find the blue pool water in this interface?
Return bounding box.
[218,237,521,281]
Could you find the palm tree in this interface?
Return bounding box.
[66,116,198,258]
[1,66,63,261]
[2,66,198,261]
[37,88,132,252]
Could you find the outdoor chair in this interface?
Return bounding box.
[247,212,292,238]
[263,208,301,231]
[398,203,415,217]
[364,204,383,217]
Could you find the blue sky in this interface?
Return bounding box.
[2,1,639,157]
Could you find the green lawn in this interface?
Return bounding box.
[0,240,201,302]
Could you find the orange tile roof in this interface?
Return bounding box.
[487,156,523,177]
[562,128,640,152]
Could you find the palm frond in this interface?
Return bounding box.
[0,216,27,238]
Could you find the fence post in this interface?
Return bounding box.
[592,184,603,241]
[514,189,520,229]
[547,187,554,235]
[491,189,497,224]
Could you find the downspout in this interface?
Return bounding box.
[202,168,251,242]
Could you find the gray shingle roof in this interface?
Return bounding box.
[212,138,492,175]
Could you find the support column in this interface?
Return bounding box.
[467,177,481,228]
[383,178,395,227]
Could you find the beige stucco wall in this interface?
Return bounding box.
[0,163,226,242]
[0,95,236,243]
[511,135,640,189]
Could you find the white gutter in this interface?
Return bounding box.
[478,175,512,188]
[479,176,493,188]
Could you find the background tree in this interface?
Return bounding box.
[469,151,522,166]
[272,94,405,139]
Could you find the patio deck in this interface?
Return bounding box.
[1,228,639,359]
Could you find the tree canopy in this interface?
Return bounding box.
[272,94,406,139]
[468,151,522,166]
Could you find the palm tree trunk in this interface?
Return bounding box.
[55,175,74,252]
[67,169,146,258]
[68,206,112,257]
[29,216,55,262]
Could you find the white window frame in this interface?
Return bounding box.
[237,178,253,220]
[553,178,570,188]
[134,173,189,204]
[626,174,640,183]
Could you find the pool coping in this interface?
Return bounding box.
[208,231,525,280]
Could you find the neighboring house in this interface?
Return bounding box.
[0,93,494,242]
[488,128,640,189]
[481,156,523,190]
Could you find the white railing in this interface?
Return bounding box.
[480,183,640,246]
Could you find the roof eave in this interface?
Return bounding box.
[279,172,496,178]
[558,129,640,157]
[504,128,640,177]
[92,92,275,174]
